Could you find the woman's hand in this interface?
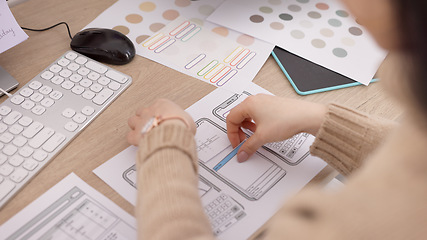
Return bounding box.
[127,99,196,145]
[226,94,327,162]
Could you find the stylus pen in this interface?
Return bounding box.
[213,140,246,171]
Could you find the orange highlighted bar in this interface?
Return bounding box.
[148,36,171,50]
[224,46,244,63]
[210,66,231,83]
[170,21,190,36]
[230,49,250,66]
[237,52,256,69]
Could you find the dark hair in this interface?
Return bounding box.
[395,1,427,115]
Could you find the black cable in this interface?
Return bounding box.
[21,22,73,40]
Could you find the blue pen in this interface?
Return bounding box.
[213,140,246,171]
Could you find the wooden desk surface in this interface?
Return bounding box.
[0,0,402,232]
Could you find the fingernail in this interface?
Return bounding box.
[237,151,248,163]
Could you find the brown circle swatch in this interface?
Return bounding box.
[212,27,229,37]
[139,2,156,12]
[175,0,191,7]
[113,25,130,35]
[149,23,166,32]
[270,22,284,30]
[250,15,264,23]
[237,35,255,46]
[163,9,180,20]
[136,35,150,44]
[126,14,143,24]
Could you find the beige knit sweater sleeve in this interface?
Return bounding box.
[136,122,216,240]
[310,104,396,176]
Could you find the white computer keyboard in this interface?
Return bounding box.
[0,50,132,208]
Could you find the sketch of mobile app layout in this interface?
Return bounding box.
[1,173,136,240]
[195,118,286,200]
[139,17,274,92]
[212,91,314,165]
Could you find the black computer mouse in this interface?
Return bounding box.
[70,28,136,65]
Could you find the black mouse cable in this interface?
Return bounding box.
[21,22,73,40]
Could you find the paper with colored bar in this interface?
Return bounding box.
[140,17,274,91]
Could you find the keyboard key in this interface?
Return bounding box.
[30,93,44,102]
[98,76,110,86]
[33,150,48,161]
[70,74,83,83]
[21,100,35,110]
[23,122,44,138]
[59,69,72,78]
[0,154,7,164]
[49,90,63,100]
[67,63,80,71]
[72,113,87,124]
[90,83,103,93]
[88,72,100,81]
[71,86,85,95]
[51,76,65,85]
[29,127,55,149]
[9,124,24,135]
[42,133,66,152]
[0,123,6,133]
[28,81,42,90]
[39,86,53,95]
[18,116,33,127]
[4,111,22,125]
[0,163,14,176]
[82,106,95,116]
[19,146,34,158]
[80,78,92,88]
[62,108,76,118]
[3,145,18,156]
[9,155,24,167]
[108,81,121,91]
[0,180,15,201]
[12,136,27,147]
[49,64,62,73]
[10,95,25,105]
[61,80,74,90]
[86,61,108,74]
[106,70,128,83]
[82,91,95,100]
[64,121,78,132]
[93,88,114,105]
[75,56,88,65]
[65,51,78,60]
[0,106,11,116]
[41,98,55,108]
[23,159,38,171]
[57,58,70,66]
[20,88,34,97]
[10,168,28,183]
[77,67,90,76]
[0,133,14,143]
[41,71,54,80]
[32,106,46,116]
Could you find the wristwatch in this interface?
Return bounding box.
[140,116,189,135]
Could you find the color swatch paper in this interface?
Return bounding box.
[207,0,387,85]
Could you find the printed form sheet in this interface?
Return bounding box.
[0,173,136,240]
[84,0,274,92]
[207,0,386,85]
[94,83,327,239]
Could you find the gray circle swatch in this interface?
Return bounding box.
[328,18,342,27]
[291,30,305,39]
[296,0,309,3]
[279,13,293,21]
[268,0,282,5]
[260,6,273,14]
[308,11,321,19]
[349,26,363,36]
[312,39,326,48]
[320,28,334,37]
[333,48,348,58]
[336,10,349,17]
[288,4,302,12]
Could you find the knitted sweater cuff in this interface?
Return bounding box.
[310,104,387,176]
[138,122,198,172]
